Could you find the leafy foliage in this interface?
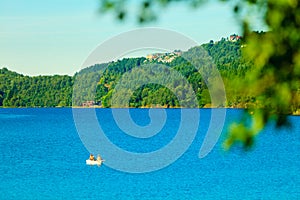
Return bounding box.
[224,0,300,149]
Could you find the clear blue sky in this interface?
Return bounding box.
[0,0,264,76]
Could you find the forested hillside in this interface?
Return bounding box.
[84,38,252,108]
[0,37,256,108]
[0,68,73,107]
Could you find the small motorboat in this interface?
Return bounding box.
[86,159,104,166]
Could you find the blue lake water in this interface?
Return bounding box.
[0,108,299,199]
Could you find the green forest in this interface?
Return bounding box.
[1,36,298,113]
[0,68,73,107]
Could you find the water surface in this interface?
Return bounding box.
[0,108,299,199]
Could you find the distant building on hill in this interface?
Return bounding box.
[82,100,95,107]
[229,34,242,42]
[146,50,182,63]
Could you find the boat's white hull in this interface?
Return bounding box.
[86,160,103,166]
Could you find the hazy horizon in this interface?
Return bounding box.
[0,0,266,76]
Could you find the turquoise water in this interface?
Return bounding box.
[0,108,299,199]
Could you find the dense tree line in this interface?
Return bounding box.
[1,38,260,108]
[0,68,73,107]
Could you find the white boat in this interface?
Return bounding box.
[86,159,104,166]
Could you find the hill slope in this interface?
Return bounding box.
[0,38,252,108]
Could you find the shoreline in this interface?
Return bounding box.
[0,106,299,116]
